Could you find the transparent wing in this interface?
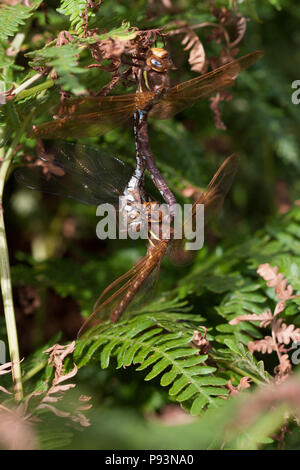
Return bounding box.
[150,51,264,119]
[193,153,240,219]
[15,142,133,206]
[170,154,239,263]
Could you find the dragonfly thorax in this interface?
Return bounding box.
[136,48,172,94]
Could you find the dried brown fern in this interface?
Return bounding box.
[229,263,300,383]
[0,342,92,449]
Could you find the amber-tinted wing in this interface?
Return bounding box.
[33,51,262,138]
[78,239,168,336]
[150,51,264,119]
[33,91,156,139]
[34,94,137,139]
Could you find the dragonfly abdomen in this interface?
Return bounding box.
[110,239,169,323]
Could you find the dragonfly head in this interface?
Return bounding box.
[147,48,173,73]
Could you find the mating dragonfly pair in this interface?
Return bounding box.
[16,46,263,330]
[16,142,238,333]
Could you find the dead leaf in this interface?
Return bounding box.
[227,377,251,396]
[229,310,273,328]
[0,408,38,450]
[273,319,300,345]
[257,264,294,302]
[192,328,210,354]
[181,29,205,73]
[248,336,276,354]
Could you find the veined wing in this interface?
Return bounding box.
[78,239,169,335]
[192,153,239,220]
[15,142,133,206]
[170,154,239,263]
[33,92,154,139]
[33,52,263,137]
[150,51,264,119]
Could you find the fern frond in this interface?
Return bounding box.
[215,279,266,319]
[75,313,228,415]
[0,0,43,40]
[57,0,90,34]
[27,44,87,93]
[213,342,272,385]
[0,42,13,68]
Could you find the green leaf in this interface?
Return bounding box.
[0,1,43,40]
[190,395,209,415]
[97,22,138,42]
[57,0,89,34]
[27,44,87,93]
[74,313,226,412]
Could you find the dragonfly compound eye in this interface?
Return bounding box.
[146,54,168,72]
[151,58,162,69]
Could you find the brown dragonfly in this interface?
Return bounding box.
[33,48,262,214]
[78,153,239,336]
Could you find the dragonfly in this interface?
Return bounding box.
[33,47,263,215]
[15,142,238,333]
[78,153,239,335]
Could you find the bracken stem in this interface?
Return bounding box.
[0,111,34,401]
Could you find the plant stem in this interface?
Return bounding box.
[0,112,33,401]
[14,78,54,101]
[0,210,22,400]
[12,73,43,96]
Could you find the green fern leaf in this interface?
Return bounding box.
[57,0,88,34]
[215,280,266,319]
[0,0,43,40]
[190,395,209,415]
[75,313,228,413]
[27,43,87,93]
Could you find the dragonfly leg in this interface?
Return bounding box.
[146,152,177,218]
[134,109,177,220]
